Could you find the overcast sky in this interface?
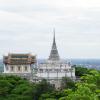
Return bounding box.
[0,0,100,59]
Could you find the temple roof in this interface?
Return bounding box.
[48,29,60,61]
[3,53,36,65]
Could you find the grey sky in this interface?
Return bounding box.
[0,0,100,59]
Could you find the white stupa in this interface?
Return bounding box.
[34,29,75,87]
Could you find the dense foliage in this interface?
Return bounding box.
[0,67,100,100]
[75,65,90,76]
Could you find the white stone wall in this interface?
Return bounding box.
[36,62,75,79]
[39,63,71,69]
[4,64,32,73]
[36,71,75,78]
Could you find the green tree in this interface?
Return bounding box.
[75,66,89,76]
[61,77,75,90]
[33,79,55,100]
[0,80,13,96]
[0,75,34,100]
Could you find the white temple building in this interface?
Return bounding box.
[34,30,75,86]
[3,53,36,78]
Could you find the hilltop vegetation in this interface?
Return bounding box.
[0,60,3,72]
[0,67,100,100]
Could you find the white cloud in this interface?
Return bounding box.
[0,0,100,58]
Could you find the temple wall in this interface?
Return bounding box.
[4,65,32,73]
[39,64,71,69]
[36,71,75,78]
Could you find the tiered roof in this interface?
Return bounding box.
[3,53,36,65]
[48,29,60,61]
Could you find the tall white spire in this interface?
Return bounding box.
[48,29,60,61]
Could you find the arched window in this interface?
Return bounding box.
[11,66,14,71]
[18,66,21,71]
[6,65,8,70]
[25,66,27,71]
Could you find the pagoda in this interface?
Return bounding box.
[48,29,60,61]
[36,29,75,88]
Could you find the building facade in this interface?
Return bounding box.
[3,53,36,78]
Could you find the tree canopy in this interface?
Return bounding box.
[0,67,100,100]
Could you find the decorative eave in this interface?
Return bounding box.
[3,53,36,65]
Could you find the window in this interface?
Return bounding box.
[25,66,27,71]
[49,69,52,72]
[64,69,68,72]
[60,64,62,67]
[54,69,59,72]
[11,66,14,71]
[18,66,21,71]
[6,65,8,70]
[39,69,43,72]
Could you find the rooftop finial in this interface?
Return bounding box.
[53,28,55,36]
[53,28,55,43]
